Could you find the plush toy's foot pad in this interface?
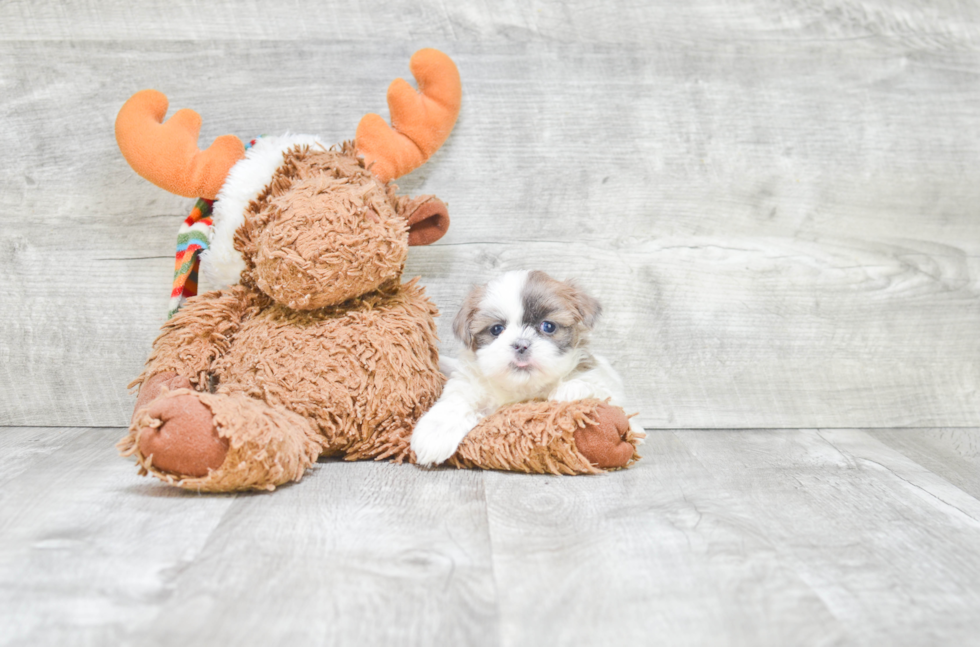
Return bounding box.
[574,403,635,469]
[121,389,323,492]
[131,371,192,426]
[137,393,228,477]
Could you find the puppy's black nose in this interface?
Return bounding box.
[512,339,531,355]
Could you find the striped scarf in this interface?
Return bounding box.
[168,198,213,319]
[167,137,262,319]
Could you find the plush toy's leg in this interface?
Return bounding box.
[446,399,643,475]
[132,390,230,477]
[119,388,322,492]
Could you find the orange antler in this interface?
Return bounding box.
[115,90,245,200]
[356,49,462,182]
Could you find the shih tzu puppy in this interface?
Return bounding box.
[411,269,640,467]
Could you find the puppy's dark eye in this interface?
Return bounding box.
[490,324,505,337]
[539,321,557,334]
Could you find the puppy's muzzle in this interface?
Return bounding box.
[512,338,531,357]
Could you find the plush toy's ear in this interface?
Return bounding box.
[115,90,245,199]
[356,49,461,183]
[398,195,450,246]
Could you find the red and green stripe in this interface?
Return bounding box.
[168,198,214,319]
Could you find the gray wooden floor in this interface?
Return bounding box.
[3,426,980,645]
[2,1,980,645]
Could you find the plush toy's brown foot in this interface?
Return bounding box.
[119,389,323,492]
[136,392,229,477]
[573,402,636,469]
[130,371,192,426]
[447,399,641,475]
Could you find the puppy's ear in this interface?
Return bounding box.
[452,284,486,350]
[566,280,602,330]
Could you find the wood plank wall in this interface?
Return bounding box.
[1,1,978,429]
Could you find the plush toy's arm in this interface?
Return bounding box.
[130,285,263,396]
[447,399,642,475]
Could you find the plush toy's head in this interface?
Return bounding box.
[115,49,461,310]
[207,139,449,310]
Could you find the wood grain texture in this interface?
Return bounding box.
[0,428,497,647]
[869,428,980,499]
[2,0,979,47]
[679,428,980,645]
[0,427,237,646]
[4,3,980,646]
[124,462,498,647]
[484,428,980,646]
[484,438,847,646]
[0,36,980,427]
[1,3,979,429]
[4,427,980,646]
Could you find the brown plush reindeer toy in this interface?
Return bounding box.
[117,49,639,492]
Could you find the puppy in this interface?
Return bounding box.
[411,269,640,466]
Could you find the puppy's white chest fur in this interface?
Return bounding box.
[411,270,639,467]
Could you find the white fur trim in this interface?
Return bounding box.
[200,134,325,289]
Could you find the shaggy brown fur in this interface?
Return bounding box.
[122,388,322,491]
[448,399,642,474]
[122,145,641,492]
[241,144,409,310]
[122,146,446,491]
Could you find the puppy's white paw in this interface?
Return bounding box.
[411,408,476,467]
[551,379,598,402]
